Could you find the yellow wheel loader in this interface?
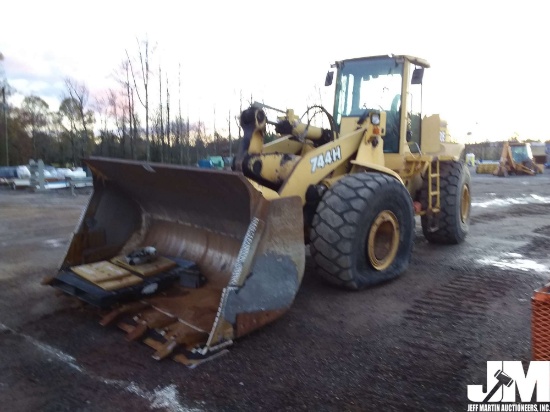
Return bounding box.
[493,141,543,176]
[45,54,471,366]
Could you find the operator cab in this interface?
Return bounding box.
[327,55,429,156]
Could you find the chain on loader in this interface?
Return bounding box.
[45,54,471,366]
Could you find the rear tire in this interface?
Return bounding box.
[421,161,471,244]
[310,173,415,290]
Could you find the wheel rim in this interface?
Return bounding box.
[460,184,471,223]
[367,210,400,271]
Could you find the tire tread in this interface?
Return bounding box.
[311,173,414,290]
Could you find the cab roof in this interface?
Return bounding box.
[336,54,431,69]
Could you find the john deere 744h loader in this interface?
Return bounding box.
[46,54,471,366]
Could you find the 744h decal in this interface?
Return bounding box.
[310,146,342,173]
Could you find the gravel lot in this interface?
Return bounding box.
[1,169,550,411]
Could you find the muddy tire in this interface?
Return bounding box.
[310,173,415,290]
[421,161,471,244]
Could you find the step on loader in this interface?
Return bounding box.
[45,54,471,366]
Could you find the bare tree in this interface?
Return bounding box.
[112,59,133,158]
[234,89,244,141]
[58,97,79,165]
[158,64,164,162]
[120,59,133,158]
[94,96,109,156]
[186,115,190,165]
[129,80,138,159]
[166,76,171,163]
[213,105,217,155]
[20,95,49,159]
[193,119,206,162]
[127,37,154,161]
[64,78,93,158]
[115,58,141,159]
[0,52,8,166]
[227,109,232,158]
[106,89,125,157]
[177,63,184,165]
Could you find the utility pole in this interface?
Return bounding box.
[2,87,7,166]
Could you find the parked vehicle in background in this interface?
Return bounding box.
[0,165,30,185]
[197,156,226,169]
[1,163,88,189]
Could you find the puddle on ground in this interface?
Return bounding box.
[472,195,550,208]
[477,252,549,273]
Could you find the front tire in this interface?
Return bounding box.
[310,173,415,290]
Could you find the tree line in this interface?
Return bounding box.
[0,39,248,168]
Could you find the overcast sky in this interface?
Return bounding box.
[1,0,549,142]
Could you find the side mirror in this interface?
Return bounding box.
[411,68,424,85]
[325,71,334,86]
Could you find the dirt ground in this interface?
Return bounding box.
[1,169,550,412]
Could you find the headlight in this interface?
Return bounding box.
[371,113,380,125]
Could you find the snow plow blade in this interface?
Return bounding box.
[46,157,305,366]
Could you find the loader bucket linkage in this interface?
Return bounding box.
[46,157,305,366]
